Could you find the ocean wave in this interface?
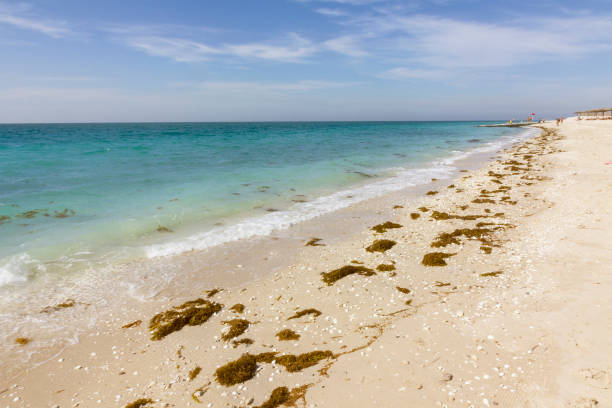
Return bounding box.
[0,253,45,286]
[145,128,538,259]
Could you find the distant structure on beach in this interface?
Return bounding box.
[576,108,612,120]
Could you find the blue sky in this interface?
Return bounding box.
[1,0,611,122]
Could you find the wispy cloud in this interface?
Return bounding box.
[178,80,356,93]
[121,32,317,63]
[379,67,448,80]
[315,8,349,17]
[0,2,71,38]
[324,35,369,57]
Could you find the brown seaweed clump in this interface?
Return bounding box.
[276,329,300,341]
[232,338,254,348]
[41,299,76,313]
[370,222,402,233]
[365,239,396,253]
[376,263,395,272]
[0,215,10,224]
[276,351,334,372]
[222,319,250,341]
[431,228,495,248]
[430,210,487,221]
[255,387,290,408]
[149,298,222,340]
[230,303,245,314]
[125,398,154,408]
[156,225,172,233]
[322,265,375,285]
[418,206,429,212]
[393,205,404,209]
[122,320,142,329]
[410,212,420,220]
[206,288,222,298]
[189,366,202,381]
[480,270,504,277]
[215,353,259,386]
[396,286,411,294]
[288,308,322,320]
[422,252,456,266]
[480,246,493,254]
[472,198,496,204]
[426,191,438,196]
[15,337,30,345]
[305,238,325,246]
[53,209,75,218]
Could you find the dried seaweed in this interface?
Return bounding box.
[422,252,456,266]
[365,239,396,253]
[149,298,222,340]
[287,308,322,320]
[321,265,375,285]
[221,319,250,341]
[276,329,300,341]
[370,222,402,233]
[230,303,245,314]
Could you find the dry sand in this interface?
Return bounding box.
[1,118,611,408]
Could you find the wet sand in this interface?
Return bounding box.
[2,118,611,407]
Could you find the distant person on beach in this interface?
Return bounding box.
[561,116,564,123]
[556,118,560,126]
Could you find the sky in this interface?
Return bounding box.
[1,0,612,122]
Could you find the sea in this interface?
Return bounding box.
[0,121,536,359]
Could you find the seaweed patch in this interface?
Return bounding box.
[376,263,395,272]
[275,351,334,372]
[426,191,438,196]
[410,212,420,220]
[255,387,290,408]
[321,265,375,285]
[125,398,154,408]
[370,222,402,233]
[276,329,300,341]
[480,270,504,277]
[221,319,250,341]
[215,353,259,386]
[189,366,202,381]
[206,288,222,298]
[288,308,322,320]
[396,286,411,294]
[232,338,254,348]
[422,252,456,266]
[15,337,30,345]
[230,303,245,314]
[156,225,172,233]
[41,299,76,313]
[149,298,222,340]
[305,238,325,246]
[365,239,396,253]
[122,320,142,329]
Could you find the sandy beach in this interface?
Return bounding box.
[2,118,611,408]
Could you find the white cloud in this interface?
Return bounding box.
[122,32,316,63]
[324,35,369,57]
[315,8,348,16]
[125,36,220,62]
[379,67,448,79]
[180,80,355,93]
[0,2,71,38]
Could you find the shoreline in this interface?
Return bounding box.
[2,119,611,407]
[0,127,533,370]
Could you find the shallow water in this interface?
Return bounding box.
[0,121,538,374]
[0,121,525,286]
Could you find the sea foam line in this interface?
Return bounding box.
[145,128,537,259]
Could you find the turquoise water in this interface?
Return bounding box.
[0,121,527,287]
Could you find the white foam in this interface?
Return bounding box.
[145,128,538,259]
[0,253,45,286]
